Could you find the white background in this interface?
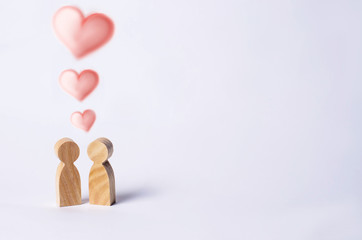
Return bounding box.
[0,0,361,239]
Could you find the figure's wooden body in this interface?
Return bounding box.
[55,138,81,207]
[88,138,115,206]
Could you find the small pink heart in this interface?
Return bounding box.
[53,6,114,59]
[59,69,99,101]
[71,109,96,132]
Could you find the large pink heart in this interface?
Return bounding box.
[53,6,114,59]
[71,110,96,132]
[59,69,99,101]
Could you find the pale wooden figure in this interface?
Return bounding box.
[88,138,116,206]
[54,138,81,207]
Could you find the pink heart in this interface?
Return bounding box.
[53,6,114,59]
[59,69,99,101]
[71,110,96,132]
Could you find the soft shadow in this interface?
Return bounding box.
[114,187,157,205]
[82,197,89,204]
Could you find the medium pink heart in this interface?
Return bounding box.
[59,69,99,101]
[71,109,96,132]
[53,6,114,59]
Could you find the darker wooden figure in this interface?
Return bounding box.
[54,138,81,207]
[88,137,116,206]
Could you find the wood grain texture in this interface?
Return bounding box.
[88,138,116,206]
[54,138,81,207]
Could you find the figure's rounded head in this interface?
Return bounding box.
[54,138,80,164]
[87,137,113,164]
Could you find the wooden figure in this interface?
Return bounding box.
[88,137,116,206]
[54,138,81,207]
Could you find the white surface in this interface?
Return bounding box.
[0,0,361,239]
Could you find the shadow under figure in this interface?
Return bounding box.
[115,187,157,205]
[88,137,116,206]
